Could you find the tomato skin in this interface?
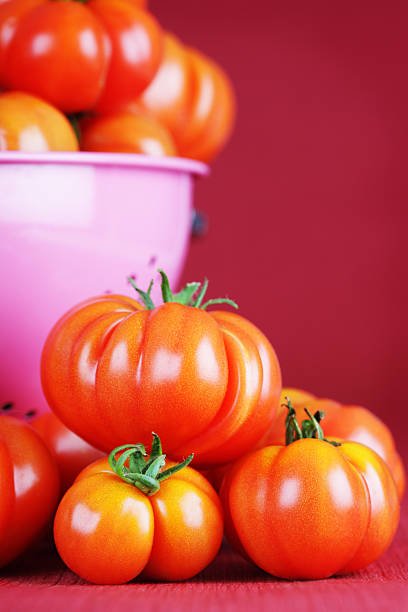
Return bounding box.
[0,0,162,113]
[126,33,193,139]
[31,411,104,493]
[0,91,79,151]
[267,391,405,499]
[41,296,281,467]
[0,415,60,567]
[54,457,223,583]
[90,0,163,114]
[3,2,110,113]
[175,47,236,163]
[80,111,177,155]
[221,438,399,579]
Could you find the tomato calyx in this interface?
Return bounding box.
[127,269,238,311]
[284,397,341,447]
[108,433,193,496]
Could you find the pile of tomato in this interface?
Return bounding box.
[0,0,235,162]
[0,270,403,584]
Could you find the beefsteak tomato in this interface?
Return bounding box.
[221,401,400,579]
[41,271,281,467]
[266,388,405,499]
[0,412,59,567]
[32,411,104,493]
[0,0,162,113]
[54,434,223,583]
[0,91,78,151]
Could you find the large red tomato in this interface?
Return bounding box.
[267,388,405,499]
[54,434,223,583]
[31,411,104,493]
[41,272,281,467]
[0,413,60,567]
[0,0,162,113]
[221,403,400,579]
[0,91,78,151]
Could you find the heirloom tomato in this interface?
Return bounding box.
[41,271,281,467]
[0,91,78,151]
[221,401,400,579]
[0,413,59,567]
[80,111,176,155]
[266,388,405,499]
[32,411,104,493]
[174,47,236,163]
[54,434,223,584]
[0,0,162,113]
[126,33,193,141]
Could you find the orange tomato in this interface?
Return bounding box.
[175,47,236,163]
[54,435,223,584]
[126,33,193,140]
[80,111,177,155]
[0,91,78,151]
[221,405,400,579]
[41,272,281,467]
[268,388,405,499]
[0,414,59,567]
[32,411,104,493]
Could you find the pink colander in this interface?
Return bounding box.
[0,151,208,418]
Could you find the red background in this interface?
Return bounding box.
[152,0,408,453]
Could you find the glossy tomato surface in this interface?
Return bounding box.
[0,91,78,151]
[0,415,60,567]
[267,389,405,499]
[54,457,223,583]
[80,111,176,155]
[221,437,400,579]
[41,295,281,467]
[91,0,163,114]
[32,411,104,493]
[0,0,162,113]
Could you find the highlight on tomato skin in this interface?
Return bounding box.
[0,414,60,568]
[41,271,282,469]
[220,401,400,580]
[267,387,405,500]
[54,434,224,584]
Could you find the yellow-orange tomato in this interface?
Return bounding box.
[54,445,223,584]
[0,91,78,151]
[80,111,177,156]
[175,47,236,163]
[126,33,193,139]
[268,389,405,499]
[221,410,400,579]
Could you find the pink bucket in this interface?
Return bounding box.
[0,152,208,418]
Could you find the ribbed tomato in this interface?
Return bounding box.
[41,271,281,467]
[221,402,400,579]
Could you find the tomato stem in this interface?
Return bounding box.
[284,397,341,447]
[108,433,194,496]
[127,270,238,311]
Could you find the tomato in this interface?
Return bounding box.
[221,403,400,579]
[0,414,60,567]
[0,0,162,113]
[267,388,405,499]
[125,33,193,140]
[31,411,104,493]
[175,47,236,163]
[41,271,281,467]
[90,0,163,114]
[54,434,223,583]
[0,91,79,151]
[80,111,177,155]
